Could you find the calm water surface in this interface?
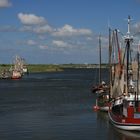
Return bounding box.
[0,68,140,140]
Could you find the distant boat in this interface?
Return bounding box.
[11,70,22,79]
[108,16,140,131]
[0,55,28,79]
[10,55,28,79]
[92,35,110,112]
[0,69,11,79]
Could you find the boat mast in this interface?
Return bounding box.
[109,28,112,98]
[99,34,102,84]
[124,16,133,95]
[137,42,140,102]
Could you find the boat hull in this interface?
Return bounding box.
[97,92,110,112]
[100,106,109,112]
[11,71,22,79]
[108,111,140,131]
[11,76,22,79]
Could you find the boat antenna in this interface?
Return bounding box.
[127,16,131,37]
[124,15,133,41]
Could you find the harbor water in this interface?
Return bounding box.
[0,68,140,140]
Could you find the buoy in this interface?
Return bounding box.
[93,99,100,111]
[93,105,100,111]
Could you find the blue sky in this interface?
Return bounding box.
[0,0,140,64]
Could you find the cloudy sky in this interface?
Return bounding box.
[0,0,140,64]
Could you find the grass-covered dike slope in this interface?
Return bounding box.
[0,64,108,73]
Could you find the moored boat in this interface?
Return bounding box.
[95,91,110,111]
[109,95,140,131]
[10,55,28,79]
[0,69,11,79]
[108,16,140,131]
[92,35,110,112]
[11,70,22,79]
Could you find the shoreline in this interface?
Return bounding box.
[0,64,109,73]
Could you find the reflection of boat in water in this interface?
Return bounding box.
[115,127,140,139]
[108,16,140,131]
[92,35,110,112]
[97,111,109,122]
[109,123,140,140]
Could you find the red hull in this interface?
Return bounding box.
[108,108,140,131]
[11,76,22,79]
[109,111,140,124]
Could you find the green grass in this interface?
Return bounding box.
[0,64,109,73]
[27,64,63,72]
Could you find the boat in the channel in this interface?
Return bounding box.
[92,35,110,112]
[108,16,140,131]
[94,91,110,112]
[0,69,11,79]
[11,55,28,79]
[11,70,22,79]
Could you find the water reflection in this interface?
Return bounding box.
[94,111,110,140]
[1,69,139,140]
[109,121,140,140]
[95,111,140,140]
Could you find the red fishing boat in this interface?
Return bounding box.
[11,70,22,79]
[11,55,27,79]
[108,16,140,131]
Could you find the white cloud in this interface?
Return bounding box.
[0,0,11,7]
[19,26,32,32]
[52,24,92,37]
[86,37,93,41]
[18,13,46,25]
[52,40,68,48]
[17,13,95,52]
[27,40,37,46]
[17,14,93,38]
[33,25,53,34]
[132,22,140,33]
[19,25,53,34]
[39,45,48,49]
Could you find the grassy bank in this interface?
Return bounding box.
[0,64,108,73]
[0,64,63,73]
[28,64,63,72]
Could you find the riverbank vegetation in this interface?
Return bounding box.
[28,64,63,72]
[0,64,109,73]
